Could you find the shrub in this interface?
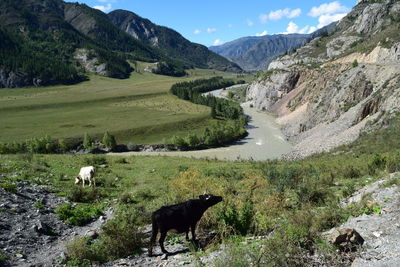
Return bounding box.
[83,133,95,152]
[67,187,102,203]
[367,154,386,174]
[386,153,400,173]
[217,198,254,235]
[84,156,107,166]
[102,131,117,151]
[352,59,358,68]
[96,210,145,259]
[56,203,102,226]
[114,157,128,164]
[0,182,17,193]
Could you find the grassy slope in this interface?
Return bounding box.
[1,116,400,264]
[0,67,242,144]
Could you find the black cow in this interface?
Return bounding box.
[148,194,223,256]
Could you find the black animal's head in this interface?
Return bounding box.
[199,194,223,207]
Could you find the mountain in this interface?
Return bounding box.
[0,0,240,88]
[107,9,242,73]
[246,0,400,158]
[209,23,337,71]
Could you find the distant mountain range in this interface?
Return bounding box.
[0,0,241,88]
[209,23,337,71]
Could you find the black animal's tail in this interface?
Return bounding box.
[148,214,158,256]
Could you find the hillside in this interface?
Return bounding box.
[209,23,336,71]
[0,0,240,88]
[246,0,400,157]
[108,10,242,73]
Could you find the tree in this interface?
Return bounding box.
[102,131,117,151]
[83,133,94,152]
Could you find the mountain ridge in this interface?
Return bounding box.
[209,22,337,70]
[0,0,241,88]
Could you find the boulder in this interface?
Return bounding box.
[322,228,364,252]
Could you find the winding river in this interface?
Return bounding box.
[110,88,293,161]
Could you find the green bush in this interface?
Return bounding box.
[56,203,102,226]
[0,182,17,193]
[84,156,107,166]
[368,154,386,174]
[67,187,102,203]
[83,133,95,152]
[102,131,117,151]
[67,210,144,263]
[217,198,254,235]
[352,59,358,68]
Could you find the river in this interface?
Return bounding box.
[109,87,292,161]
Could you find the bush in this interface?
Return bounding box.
[84,156,107,166]
[102,131,117,151]
[67,186,102,203]
[96,210,145,259]
[367,154,386,174]
[83,133,95,152]
[217,198,254,235]
[0,182,17,193]
[352,59,358,68]
[56,203,103,226]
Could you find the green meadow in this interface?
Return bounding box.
[0,66,244,144]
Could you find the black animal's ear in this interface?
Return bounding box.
[199,195,205,200]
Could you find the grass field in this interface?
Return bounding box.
[0,66,247,144]
[1,116,400,264]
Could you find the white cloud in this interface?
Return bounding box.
[282,22,310,34]
[259,14,268,24]
[247,19,254,26]
[207,28,217,33]
[213,39,224,46]
[308,26,318,33]
[228,24,233,28]
[193,29,201,34]
[255,30,268,37]
[260,8,302,23]
[93,3,112,12]
[317,13,347,28]
[308,1,350,17]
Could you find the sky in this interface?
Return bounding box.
[74,0,358,47]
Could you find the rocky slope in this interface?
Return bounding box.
[209,23,336,71]
[245,0,400,158]
[108,10,242,73]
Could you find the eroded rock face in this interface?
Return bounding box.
[74,48,107,76]
[0,69,42,88]
[246,71,300,110]
[322,228,364,252]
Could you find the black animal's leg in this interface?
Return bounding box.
[185,230,190,241]
[190,223,197,241]
[148,222,158,256]
[190,223,201,249]
[159,231,169,254]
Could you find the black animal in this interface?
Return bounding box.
[148,194,223,256]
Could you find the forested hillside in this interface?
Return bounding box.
[0,0,239,88]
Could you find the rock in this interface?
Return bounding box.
[99,164,108,169]
[322,228,364,252]
[84,229,99,239]
[33,221,55,236]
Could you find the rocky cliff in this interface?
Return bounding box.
[246,0,400,158]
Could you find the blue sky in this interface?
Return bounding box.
[75,0,358,47]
